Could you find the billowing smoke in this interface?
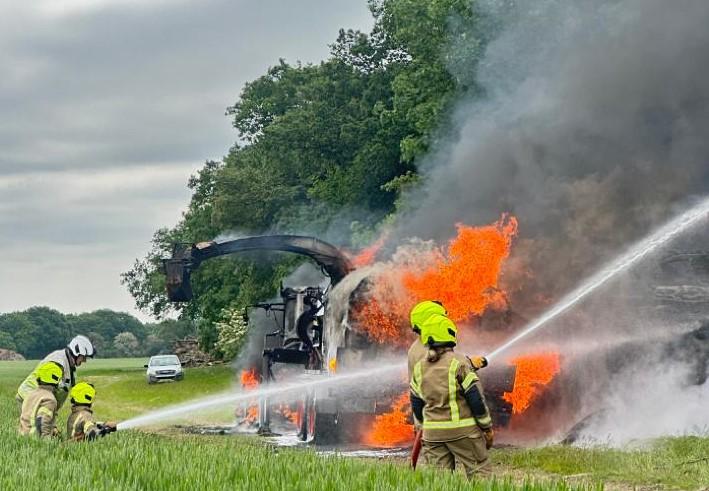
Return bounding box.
[391,0,709,443]
[397,0,709,305]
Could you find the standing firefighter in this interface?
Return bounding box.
[16,335,95,410]
[19,361,63,438]
[410,313,494,478]
[67,382,117,441]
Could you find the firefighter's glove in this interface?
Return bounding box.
[483,428,494,449]
[469,356,488,370]
[51,427,61,438]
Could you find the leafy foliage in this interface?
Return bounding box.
[215,308,249,361]
[112,332,140,358]
[0,308,195,359]
[124,0,497,357]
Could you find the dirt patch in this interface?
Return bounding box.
[173,337,216,367]
[0,349,25,361]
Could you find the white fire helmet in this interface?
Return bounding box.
[68,335,95,359]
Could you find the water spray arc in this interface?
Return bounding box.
[486,196,709,360]
[120,198,708,433]
[117,362,406,430]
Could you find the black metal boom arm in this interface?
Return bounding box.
[164,235,352,302]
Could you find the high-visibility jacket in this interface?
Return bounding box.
[410,348,493,442]
[67,406,103,441]
[407,339,428,425]
[407,339,428,378]
[16,349,75,408]
[19,386,58,437]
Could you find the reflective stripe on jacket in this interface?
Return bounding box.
[67,406,100,440]
[19,386,58,437]
[407,339,428,425]
[16,349,74,408]
[407,340,428,380]
[411,349,492,442]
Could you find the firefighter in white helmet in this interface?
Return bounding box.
[16,335,95,410]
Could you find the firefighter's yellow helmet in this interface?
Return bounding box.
[410,300,447,334]
[36,362,63,386]
[70,382,96,405]
[421,314,458,347]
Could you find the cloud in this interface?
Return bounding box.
[0,0,373,318]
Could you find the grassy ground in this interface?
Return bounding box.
[497,438,709,490]
[1,358,235,423]
[1,359,706,490]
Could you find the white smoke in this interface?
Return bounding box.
[576,362,709,446]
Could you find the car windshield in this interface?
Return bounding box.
[150,356,180,367]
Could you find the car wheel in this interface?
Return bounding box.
[147,377,156,384]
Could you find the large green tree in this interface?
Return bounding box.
[123,0,495,356]
[0,308,192,359]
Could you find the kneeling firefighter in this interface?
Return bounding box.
[19,361,63,438]
[409,313,494,478]
[16,335,95,410]
[67,382,117,441]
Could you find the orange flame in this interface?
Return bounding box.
[365,393,414,447]
[352,214,518,345]
[242,406,258,423]
[238,368,260,424]
[351,233,389,268]
[403,216,518,322]
[241,368,259,389]
[503,352,561,414]
[275,403,301,427]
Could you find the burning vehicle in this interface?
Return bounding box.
[163,225,709,446]
[163,230,525,445]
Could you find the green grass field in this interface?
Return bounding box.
[1,359,706,490]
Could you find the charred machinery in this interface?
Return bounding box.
[164,235,516,444]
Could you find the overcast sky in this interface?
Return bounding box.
[0,0,373,320]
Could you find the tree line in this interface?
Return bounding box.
[123,0,499,356]
[0,307,195,359]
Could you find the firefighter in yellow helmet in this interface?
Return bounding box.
[409,301,488,380]
[409,313,494,478]
[16,335,95,411]
[19,361,63,438]
[408,301,446,378]
[67,382,117,441]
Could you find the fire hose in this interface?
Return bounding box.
[411,430,423,469]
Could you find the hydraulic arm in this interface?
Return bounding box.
[164,235,353,302]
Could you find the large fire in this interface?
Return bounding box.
[352,214,518,346]
[237,214,562,445]
[503,352,561,414]
[351,215,529,446]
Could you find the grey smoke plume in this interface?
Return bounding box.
[391,0,709,443]
[397,0,709,304]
